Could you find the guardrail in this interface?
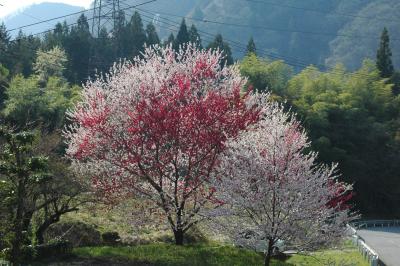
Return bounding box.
[0,259,10,266]
[352,220,400,229]
[347,224,379,266]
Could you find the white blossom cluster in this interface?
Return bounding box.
[210,101,356,254]
[64,44,354,251]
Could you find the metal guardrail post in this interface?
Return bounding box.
[347,224,379,266]
[0,260,10,266]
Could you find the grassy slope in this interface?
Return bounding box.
[73,243,368,266]
[60,205,367,265]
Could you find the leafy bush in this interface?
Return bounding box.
[101,232,121,246]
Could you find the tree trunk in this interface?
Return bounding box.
[264,239,274,266]
[173,208,184,245]
[36,219,54,245]
[173,228,184,245]
[10,179,25,264]
[36,226,45,245]
[36,210,68,244]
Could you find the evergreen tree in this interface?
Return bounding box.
[376,27,394,78]
[188,24,202,49]
[0,128,49,263]
[0,23,10,67]
[64,14,92,83]
[93,27,114,73]
[42,22,67,49]
[8,31,41,76]
[113,10,127,59]
[246,37,256,55]
[174,19,190,50]
[164,33,175,47]
[145,23,160,46]
[0,64,9,109]
[128,11,147,57]
[207,34,234,66]
[391,71,400,95]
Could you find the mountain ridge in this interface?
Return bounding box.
[3,2,84,37]
[4,0,399,70]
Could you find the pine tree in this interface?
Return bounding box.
[391,71,400,95]
[113,10,127,59]
[164,33,175,47]
[0,23,10,67]
[146,23,160,46]
[246,37,256,55]
[376,27,394,78]
[8,31,41,76]
[93,27,114,73]
[174,19,190,50]
[128,11,147,57]
[0,64,9,109]
[188,24,202,49]
[42,22,64,49]
[64,14,92,83]
[207,34,234,66]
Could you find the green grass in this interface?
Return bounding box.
[286,249,368,266]
[73,243,369,266]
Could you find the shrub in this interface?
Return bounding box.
[101,232,121,245]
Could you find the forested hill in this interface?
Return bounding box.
[141,0,400,70]
[3,0,399,70]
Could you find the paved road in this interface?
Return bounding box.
[358,227,400,266]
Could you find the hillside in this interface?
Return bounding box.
[3,0,400,70]
[142,0,398,69]
[3,2,83,37]
[327,0,400,70]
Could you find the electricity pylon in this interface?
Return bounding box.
[91,0,122,36]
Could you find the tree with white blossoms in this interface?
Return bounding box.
[64,44,261,245]
[211,103,355,266]
[33,46,67,83]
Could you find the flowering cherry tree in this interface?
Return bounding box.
[64,44,261,245]
[211,104,355,266]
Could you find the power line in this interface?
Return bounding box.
[1,0,383,82]
[136,8,315,68]
[7,0,156,43]
[241,0,400,24]
[10,0,157,42]
[133,7,380,80]
[136,7,400,42]
[135,9,317,69]
[135,6,381,79]
[0,3,54,30]
[135,8,319,66]
[1,0,158,81]
[6,0,136,33]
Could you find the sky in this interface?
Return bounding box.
[0,0,92,18]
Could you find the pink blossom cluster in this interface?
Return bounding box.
[65,44,354,249]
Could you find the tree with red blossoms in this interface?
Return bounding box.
[64,44,261,245]
[210,103,356,266]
